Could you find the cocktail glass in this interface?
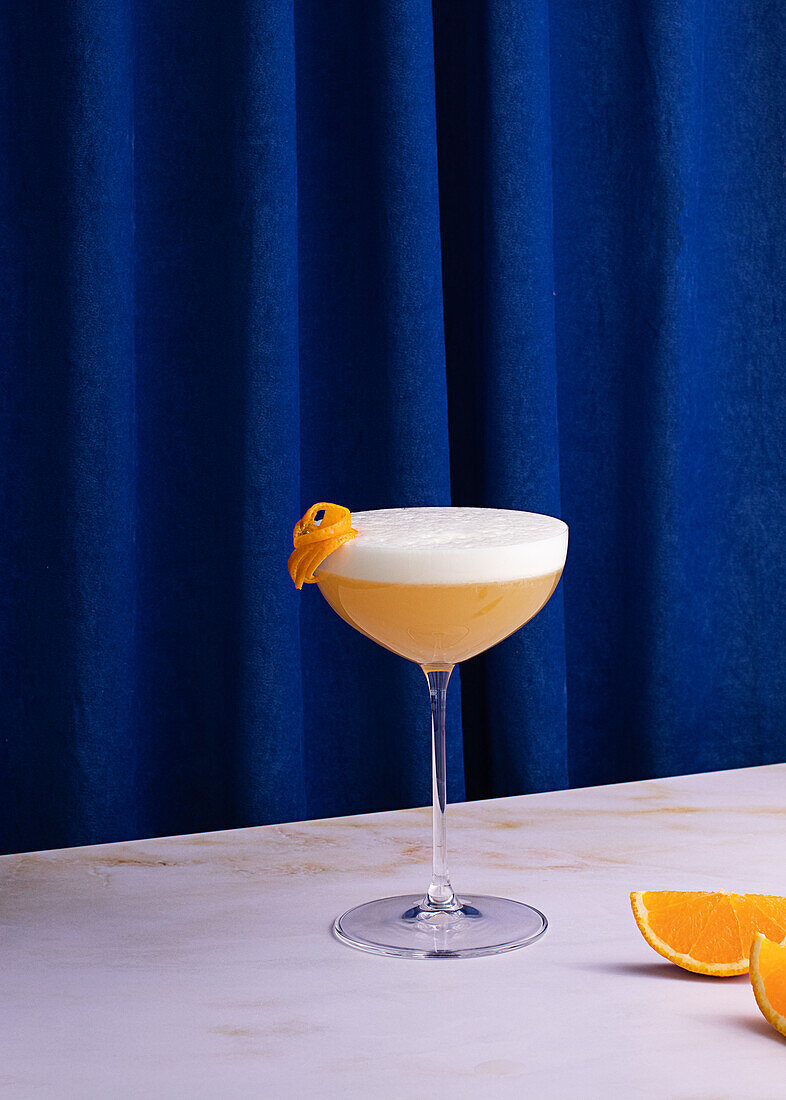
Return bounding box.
[315,507,568,958]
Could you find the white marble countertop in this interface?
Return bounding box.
[3,764,786,1098]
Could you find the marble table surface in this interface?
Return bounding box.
[3,764,786,1098]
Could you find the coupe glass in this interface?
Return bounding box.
[315,507,568,958]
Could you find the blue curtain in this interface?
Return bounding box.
[1,1,784,853]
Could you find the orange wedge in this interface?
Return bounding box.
[287,503,358,589]
[630,891,786,976]
[750,933,786,1038]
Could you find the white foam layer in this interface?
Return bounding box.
[316,507,568,584]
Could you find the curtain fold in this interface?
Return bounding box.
[1,0,784,852]
[228,0,305,826]
[550,0,786,787]
[434,0,567,799]
[2,2,138,849]
[294,0,464,821]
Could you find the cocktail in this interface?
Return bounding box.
[289,504,568,958]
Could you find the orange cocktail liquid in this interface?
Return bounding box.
[316,569,563,667]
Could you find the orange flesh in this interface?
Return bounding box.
[757,938,786,1015]
[644,893,719,955]
[315,570,562,666]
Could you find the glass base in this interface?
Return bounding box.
[333,894,547,959]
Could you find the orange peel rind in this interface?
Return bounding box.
[750,932,786,1038]
[288,503,358,589]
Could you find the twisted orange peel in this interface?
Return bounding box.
[287,503,358,589]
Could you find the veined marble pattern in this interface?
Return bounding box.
[3,765,786,1098]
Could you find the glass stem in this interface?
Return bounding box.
[423,666,458,911]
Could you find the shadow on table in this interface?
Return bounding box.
[584,963,786,1044]
[724,1014,786,1045]
[580,961,748,983]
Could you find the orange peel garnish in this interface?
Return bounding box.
[288,503,358,589]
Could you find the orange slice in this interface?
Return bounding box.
[750,933,786,1038]
[630,891,786,976]
[287,503,358,589]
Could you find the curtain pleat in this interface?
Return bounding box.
[550,0,786,787]
[1,0,784,852]
[294,0,463,821]
[434,0,567,798]
[1,2,137,850]
[228,1,305,825]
